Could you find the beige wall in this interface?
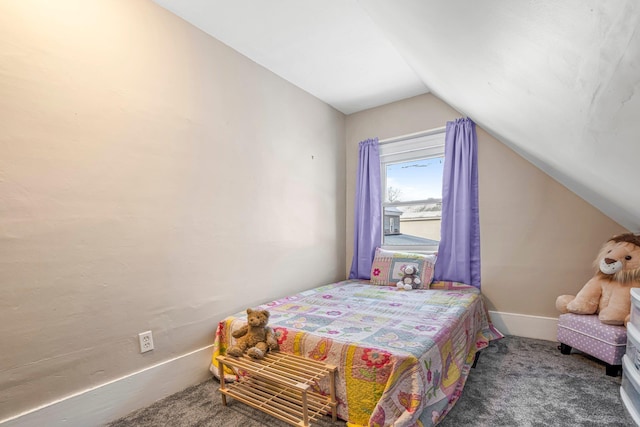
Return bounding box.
[0,0,345,419]
[346,93,627,317]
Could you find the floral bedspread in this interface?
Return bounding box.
[210,280,502,427]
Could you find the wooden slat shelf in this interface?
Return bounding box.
[216,352,337,427]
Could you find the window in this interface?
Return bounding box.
[380,130,445,253]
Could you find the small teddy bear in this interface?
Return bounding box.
[396,264,421,290]
[226,308,279,359]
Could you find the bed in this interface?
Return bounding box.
[209,277,502,426]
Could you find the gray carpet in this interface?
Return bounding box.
[107,336,634,427]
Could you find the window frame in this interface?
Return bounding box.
[379,129,446,254]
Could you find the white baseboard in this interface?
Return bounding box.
[489,310,558,342]
[0,345,214,427]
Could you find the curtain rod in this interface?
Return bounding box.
[378,126,446,145]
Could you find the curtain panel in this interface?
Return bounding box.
[434,118,481,288]
[349,138,381,280]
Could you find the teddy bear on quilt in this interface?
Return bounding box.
[556,233,640,326]
[226,308,279,359]
[396,264,421,290]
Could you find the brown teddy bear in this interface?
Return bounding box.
[226,308,279,359]
[556,233,640,325]
[396,264,421,290]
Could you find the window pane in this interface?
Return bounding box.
[383,203,441,247]
[385,157,444,203]
[380,132,444,251]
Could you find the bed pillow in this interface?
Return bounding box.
[369,248,437,289]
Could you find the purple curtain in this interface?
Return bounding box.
[434,118,481,288]
[349,138,381,280]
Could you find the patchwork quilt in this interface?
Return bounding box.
[210,279,502,427]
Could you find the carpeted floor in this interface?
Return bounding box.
[107,336,634,427]
[438,336,632,427]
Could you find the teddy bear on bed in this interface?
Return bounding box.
[226,308,279,359]
[556,233,640,326]
[396,264,421,290]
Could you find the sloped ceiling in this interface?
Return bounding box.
[153,0,640,232]
[151,0,429,114]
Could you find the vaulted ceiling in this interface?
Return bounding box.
[153,0,640,232]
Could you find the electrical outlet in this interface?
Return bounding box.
[138,331,154,353]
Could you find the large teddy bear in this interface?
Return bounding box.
[556,233,640,326]
[227,308,279,359]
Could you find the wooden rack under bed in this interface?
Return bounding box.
[216,352,337,427]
